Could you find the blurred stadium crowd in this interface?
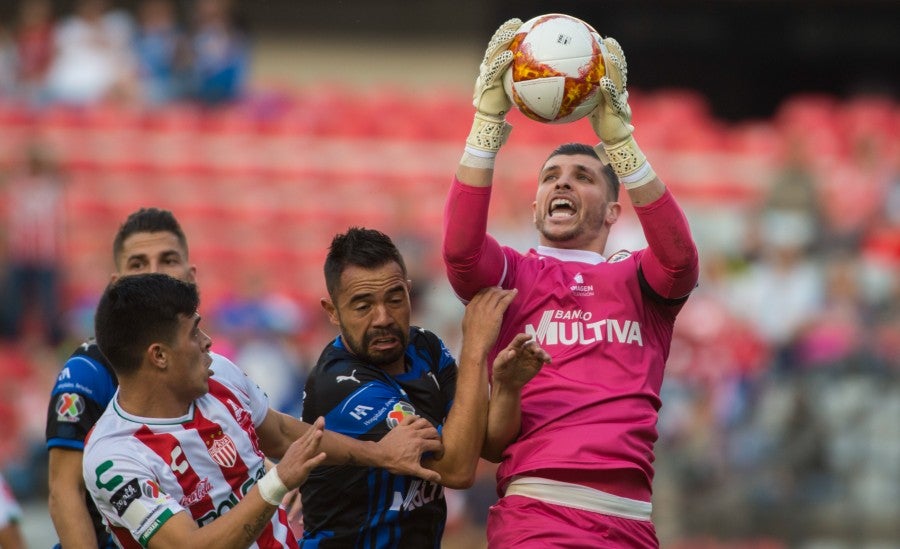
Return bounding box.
[1,0,899,547]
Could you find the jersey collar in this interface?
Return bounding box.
[535,245,607,265]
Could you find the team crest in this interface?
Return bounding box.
[56,393,85,422]
[608,250,632,263]
[207,433,238,468]
[385,402,417,429]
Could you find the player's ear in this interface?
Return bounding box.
[148,343,167,370]
[532,200,538,223]
[606,201,621,225]
[320,298,340,326]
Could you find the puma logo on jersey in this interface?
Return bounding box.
[336,370,360,384]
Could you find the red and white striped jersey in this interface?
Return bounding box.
[83,353,297,548]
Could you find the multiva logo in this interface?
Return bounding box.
[525,309,643,346]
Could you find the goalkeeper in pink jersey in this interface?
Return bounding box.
[443,19,700,548]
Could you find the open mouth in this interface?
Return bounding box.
[549,197,577,218]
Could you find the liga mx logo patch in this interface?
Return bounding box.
[206,432,238,468]
[56,393,85,422]
[385,402,417,430]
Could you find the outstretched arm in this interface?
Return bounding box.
[256,408,444,483]
[589,37,699,297]
[146,419,326,549]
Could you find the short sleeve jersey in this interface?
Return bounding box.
[45,340,118,547]
[491,246,687,502]
[82,354,295,549]
[299,327,456,549]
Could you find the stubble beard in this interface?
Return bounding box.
[342,325,408,367]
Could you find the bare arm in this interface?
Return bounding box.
[48,448,99,549]
[482,335,551,462]
[256,408,443,483]
[0,523,25,549]
[423,287,518,488]
[146,419,326,549]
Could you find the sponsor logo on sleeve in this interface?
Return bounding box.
[110,478,141,517]
[55,393,85,422]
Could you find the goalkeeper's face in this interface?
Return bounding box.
[323,262,412,373]
[532,153,619,249]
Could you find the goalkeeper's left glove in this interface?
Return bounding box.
[589,37,656,189]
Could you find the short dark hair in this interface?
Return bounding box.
[324,227,407,298]
[113,208,189,262]
[94,273,200,376]
[546,143,620,200]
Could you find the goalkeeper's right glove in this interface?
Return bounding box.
[463,18,522,167]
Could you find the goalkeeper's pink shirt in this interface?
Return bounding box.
[442,178,699,502]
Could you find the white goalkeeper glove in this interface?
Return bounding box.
[463,18,522,168]
[589,37,656,189]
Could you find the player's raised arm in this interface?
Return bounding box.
[444,19,521,300]
[589,36,699,298]
[422,286,518,487]
[456,17,521,187]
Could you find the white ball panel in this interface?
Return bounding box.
[512,77,565,120]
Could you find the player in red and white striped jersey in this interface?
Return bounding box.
[84,273,442,549]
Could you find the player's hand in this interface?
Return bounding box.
[588,36,657,189]
[473,18,520,118]
[466,18,522,156]
[281,489,303,536]
[378,415,443,483]
[492,333,551,391]
[461,286,518,356]
[589,36,632,146]
[277,416,327,489]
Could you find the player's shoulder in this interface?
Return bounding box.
[408,327,452,365]
[52,339,117,396]
[409,326,442,349]
[83,406,136,460]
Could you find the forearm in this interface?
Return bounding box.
[482,383,522,463]
[0,524,25,549]
[442,177,506,299]
[49,487,97,549]
[422,348,488,488]
[149,490,278,549]
[271,412,383,468]
[634,186,700,298]
[48,448,98,549]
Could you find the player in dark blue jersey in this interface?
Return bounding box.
[300,227,550,548]
[45,208,197,549]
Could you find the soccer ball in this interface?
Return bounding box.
[502,13,605,124]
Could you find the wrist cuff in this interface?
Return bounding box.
[602,136,657,189]
[461,148,497,169]
[465,112,512,155]
[257,466,288,506]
